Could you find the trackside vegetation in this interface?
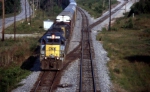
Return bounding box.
[0,37,39,92]
[76,0,117,18]
[96,1,150,91]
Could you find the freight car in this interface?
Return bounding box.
[40,0,77,70]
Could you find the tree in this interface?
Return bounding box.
[0,0,20,16]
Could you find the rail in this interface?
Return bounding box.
[77,7,96,92]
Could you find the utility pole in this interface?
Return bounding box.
[29,1,31,25]
[125,3,126,13]
[25,0,27,21]
[38,0,41,9]
[1,0,5,41]
[108,0,111,31]
[14,0,16,40]
[33,0,35,18]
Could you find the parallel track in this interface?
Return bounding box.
[77,7,97,92]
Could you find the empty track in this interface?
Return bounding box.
[77,7,98,92]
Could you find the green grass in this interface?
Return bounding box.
[97,14,150,91]
[0,66,31,92]
[0,37,40,92]
[76,0,117,18]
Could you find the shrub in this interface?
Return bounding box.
[0,66,30,92]
[121,19,133,28]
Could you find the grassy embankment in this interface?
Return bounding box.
[76,0,117,18]
[0,3,62,92]
[0,38,38,92]
[97,14,150,91]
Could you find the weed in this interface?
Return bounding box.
[113,68,120,74]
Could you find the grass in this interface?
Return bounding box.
[97,14,150,91]
[76,0,117,18]
[0,37,40,92]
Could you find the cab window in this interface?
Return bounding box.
[47,39,60,43]
[54,39,59,42]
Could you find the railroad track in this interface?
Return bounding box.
[77,7,98,92]
[30,71,58,92]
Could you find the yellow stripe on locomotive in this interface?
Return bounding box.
[45,45,60,59]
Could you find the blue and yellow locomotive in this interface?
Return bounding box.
[40,23,70,70]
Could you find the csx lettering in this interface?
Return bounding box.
[49,47,56,51]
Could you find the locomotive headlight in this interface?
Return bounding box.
[52,34,55,39]
[45,57,47,59]
[57,57,59,60]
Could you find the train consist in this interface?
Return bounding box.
[40,0,77,70]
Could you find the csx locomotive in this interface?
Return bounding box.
[40,0,77,70]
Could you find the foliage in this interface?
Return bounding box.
[128,0,150,16]
[0,37,39,67]
[76,0,117,18]
[0,37,39,92]
[121,18,133,29]
[0,0,20,16]
[0,66,30,92]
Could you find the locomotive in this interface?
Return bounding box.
[40,0,77,70]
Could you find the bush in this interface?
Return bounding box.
[0,67,30,92]
[121,19,133,29]
[0,0,20,16]
[128,0,150,17]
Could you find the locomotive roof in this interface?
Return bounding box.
[47,27,64,34]
[54,22,70,28]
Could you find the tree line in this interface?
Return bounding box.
[0,0,69,16]
[0,0,21,16]
[128,0,150,16]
